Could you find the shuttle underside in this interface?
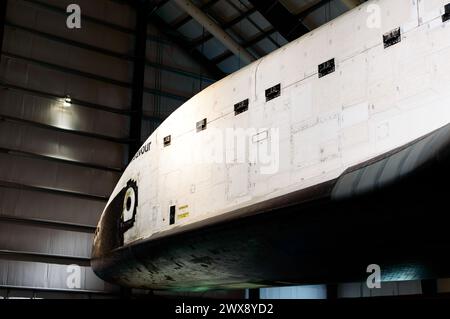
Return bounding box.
[92,124,450,290]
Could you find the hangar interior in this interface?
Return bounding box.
[0,0,450,299]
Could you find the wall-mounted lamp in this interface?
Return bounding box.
[63,95,72,107]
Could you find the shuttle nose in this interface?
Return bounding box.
[91,179,139,263]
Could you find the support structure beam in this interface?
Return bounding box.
[327,284,338,299]
[129,0,150,160]
[421,279,438,296]
[189,7,257,49]
[173,0,256,65]
[248,0,309,42]
[248,288,260,300]
[0,0,7,64]
[225,0,281,54]
[171,0,221,29]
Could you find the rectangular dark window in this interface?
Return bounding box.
[234,99,249,115]
[318,58,335,78]
[196,118,207,132]
[443,4,450,22]
[169,205,176,225]
[163,135,171,147]
[265,84,281,102]
[383,27,401,48]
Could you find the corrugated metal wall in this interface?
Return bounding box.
[0,0,215,298]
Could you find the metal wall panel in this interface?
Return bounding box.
[44,0,136,30]
[0,86,130,139]
[144,65,205,99]
[147,24,216,78]
[0,222,93,257]
[143,92,182,119]
[337,281,423,298]
[0,188,104,226]
[0,260,48,288]
[0,56,132,111]
[0,0,134,298]
[0,121,126,169]
[0,260,118,293]
[0,153,118,198]
[141,118,161,142]
[4,27,133,84]
[7,0,134,55]
[260,285,327,299]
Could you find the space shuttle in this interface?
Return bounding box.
[91,0,450,290]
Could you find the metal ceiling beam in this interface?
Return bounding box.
[189,7,257,49]
[224,0,281,54]
[113,0,224,79]
[171,0,221,30]
[211,27,277,65]
[193,0,364,67]
[247,0,309,42]
[173,0,256,65]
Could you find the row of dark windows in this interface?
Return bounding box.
[444,4,450,22]
[163,27,405,148]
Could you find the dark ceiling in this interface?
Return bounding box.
[146,0,366,76]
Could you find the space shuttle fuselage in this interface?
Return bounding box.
[92,0,450,290]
